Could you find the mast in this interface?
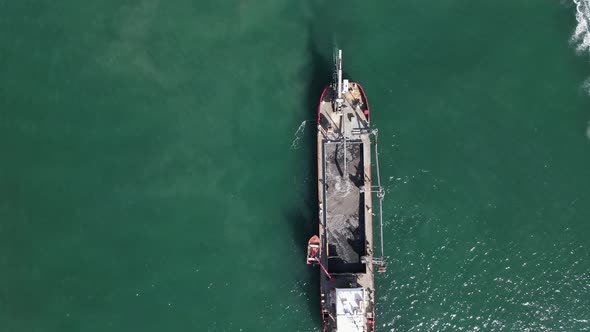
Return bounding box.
[336,49,347,178]
[336,49,343,107]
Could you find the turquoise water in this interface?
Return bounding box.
[1,1,589,331]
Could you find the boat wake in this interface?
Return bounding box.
[572,0,590,95]
[572,0,590,53]
[290,120,311,150]
[571,0,590,140]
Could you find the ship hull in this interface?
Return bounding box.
[316,79,375,332]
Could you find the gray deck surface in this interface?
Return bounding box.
[323,141,366,273]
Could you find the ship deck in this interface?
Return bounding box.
[317,83,375,331]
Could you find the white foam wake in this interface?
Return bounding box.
[571,0,590,140]
[290,120,311,150]
[572,0,590,53]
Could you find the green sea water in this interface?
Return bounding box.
[1,1,589,331]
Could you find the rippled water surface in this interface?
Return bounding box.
[1,0,589,331]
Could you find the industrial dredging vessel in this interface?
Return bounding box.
[307,50,386,332]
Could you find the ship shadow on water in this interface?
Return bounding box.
[285,37,354,326]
